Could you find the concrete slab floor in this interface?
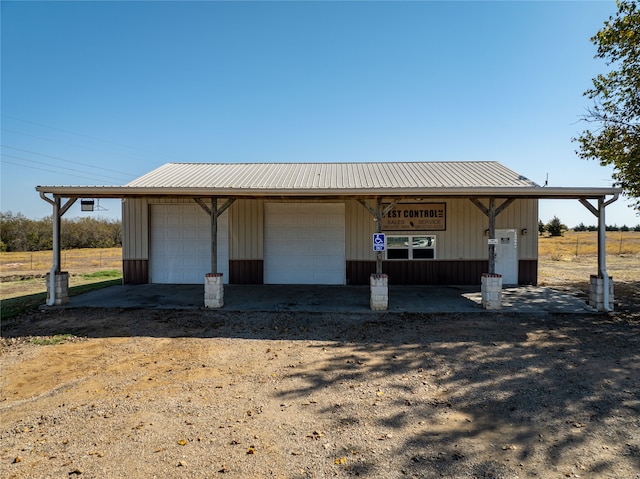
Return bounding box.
[51,284,598,314]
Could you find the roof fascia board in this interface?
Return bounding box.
[35,186,622,199]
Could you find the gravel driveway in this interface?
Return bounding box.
[1,308,639,479]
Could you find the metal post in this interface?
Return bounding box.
[211,197,218,274]
[598,197,610,311]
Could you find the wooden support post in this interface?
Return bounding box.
[211,196,218,274]
[470,197,514,275]
[488,197,496,275]
[194,197,235,275]
[39,194,76,306]
[356,197,400,275]
[53,196,61,274]
[579,194,618,312]
[597,197,609,311]
[375,197,383,275]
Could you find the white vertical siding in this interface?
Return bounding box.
[124,196,539,263]
[345,200,377,261]
[229,199,264,260]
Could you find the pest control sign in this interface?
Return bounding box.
[381,203,446,231]
[373,233,385,251]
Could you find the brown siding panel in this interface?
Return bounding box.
[345,260,518,285]
[518,260,538,285]
[230,260,264,284]
[123,259,148,285]
[346,261,376,285]
[347,260,537,285]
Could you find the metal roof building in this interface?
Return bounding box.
[37,161,621,311]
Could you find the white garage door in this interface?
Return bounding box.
[264,203,345,285]
[150,204,228,284]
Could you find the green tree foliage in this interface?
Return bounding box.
[574,0,640,210]
[61,217,122,249]
[545,216,567,237]
[574,222,589,232]
[0,212,51,251]
[0,211,122,252]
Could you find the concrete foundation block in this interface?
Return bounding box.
[481,273,502,310]
[46,271,69,305]
[204,273,224,308]
[370,286,388,297]
[589,275,614,311]
[370,274,388,311]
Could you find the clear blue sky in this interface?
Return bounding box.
[1,0,638,227]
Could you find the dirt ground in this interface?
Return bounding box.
[1,303,639,479]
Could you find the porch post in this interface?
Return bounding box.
[470,197,515,310]
[356,197,399,311]
[204,197,224,308]
[375,197,383,275]
[210,197,218,274]
[46,196,63,306]
[39,194,76,306]
[593,197,613,312]
[597,197,607,280]
[52,196,61,275]
[579,195,618,312]
[487,197,496,275]
[195,197,235,309]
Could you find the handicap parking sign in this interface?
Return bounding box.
[373,233,385,251]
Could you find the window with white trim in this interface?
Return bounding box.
[386,235,436,260]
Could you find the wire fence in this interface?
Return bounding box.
[0,248,122,278]
[538,231,640,258]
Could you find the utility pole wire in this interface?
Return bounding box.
[1,144,137,178]
[0,153,130,183]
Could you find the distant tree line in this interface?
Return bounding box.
[539,216,640,236]
[572,222,640,232]
[0,212,122,252]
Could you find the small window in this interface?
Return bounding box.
[386,236,409,259]
[386,235,436,260]
[388,249,409,259]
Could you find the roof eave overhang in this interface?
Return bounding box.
[35,185,622,199]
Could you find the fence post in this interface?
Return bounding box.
[619,233,623,255]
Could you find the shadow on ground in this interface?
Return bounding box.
[2,305,640,477]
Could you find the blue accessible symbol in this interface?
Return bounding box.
[373,233,385,251]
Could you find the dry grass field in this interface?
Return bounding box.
[538,230,640,259]
[537,231,640,312]
[0,248,123,318]
[0,247,122,280]
[538,231,640,283]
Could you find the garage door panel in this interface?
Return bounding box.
[150,204,228,284]
[182,230,199,240]
[298,242,316,255]
[264,203,345,285]
[297,228,316,241]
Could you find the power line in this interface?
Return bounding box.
[0,159,125,184]
[1,145,135,180]
[2,114,175,160]
[1,128,163,168]
[1,153,129,183]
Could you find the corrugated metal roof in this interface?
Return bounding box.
[125,161,539,189]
